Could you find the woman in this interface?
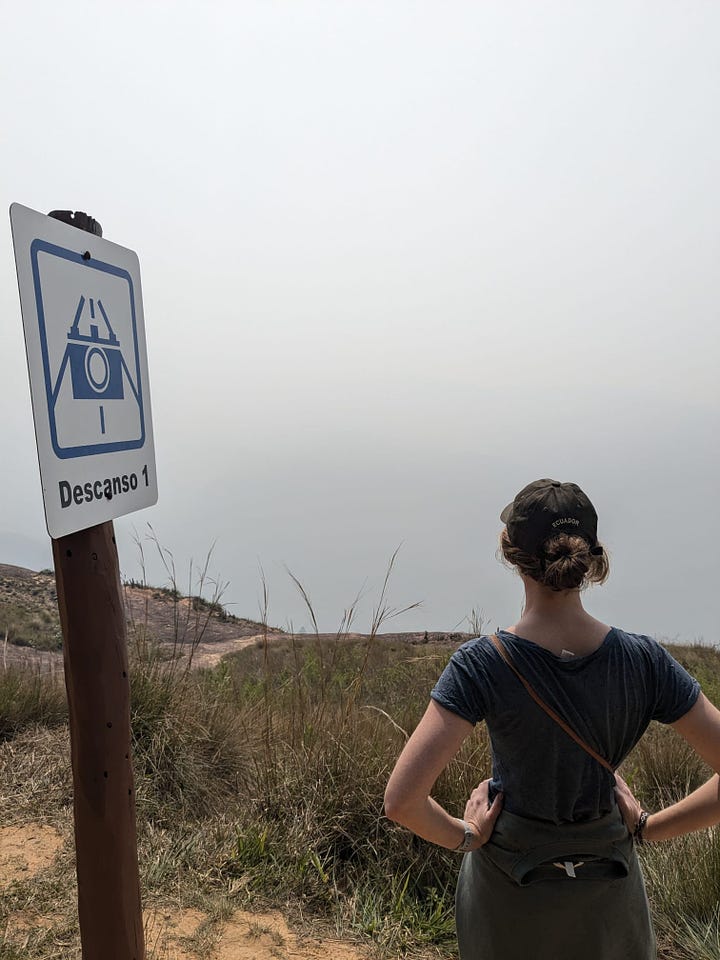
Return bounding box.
[384,479,720,960]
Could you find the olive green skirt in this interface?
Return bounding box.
[456,807,655,960]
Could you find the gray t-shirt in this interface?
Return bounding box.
[430,628,700,824]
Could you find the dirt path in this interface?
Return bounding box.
[145,906,367,960]
[189,633,265,668]
[0,824,64,891]
[1,824,369,960]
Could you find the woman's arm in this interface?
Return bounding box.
[615,693,720,841]
[384,700,502,851]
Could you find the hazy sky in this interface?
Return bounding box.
[2,2,718,643]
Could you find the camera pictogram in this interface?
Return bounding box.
[44,288,144,455]
[12,206,156,539]
[29,235,147,460]
[66,297,125,402]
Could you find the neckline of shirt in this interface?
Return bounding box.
[495,627,618,666]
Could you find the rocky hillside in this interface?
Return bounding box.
[0,563,285,670]
[0,564,61,651]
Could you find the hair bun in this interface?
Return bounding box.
[500,528,610,592]
[541,535,591,590]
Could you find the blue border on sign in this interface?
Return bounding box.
[30,239,146,459]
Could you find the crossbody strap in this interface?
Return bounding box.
[489,633,615,774]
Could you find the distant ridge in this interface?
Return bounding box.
[0,562,45,580]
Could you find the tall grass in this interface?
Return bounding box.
[127,534,254,822]
[0,660,66,741]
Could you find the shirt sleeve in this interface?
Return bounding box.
[430,643,488,725]
[650,641,701,724]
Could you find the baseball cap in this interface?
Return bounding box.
[500,479,603,557]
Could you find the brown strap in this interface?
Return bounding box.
[490,634,615,774]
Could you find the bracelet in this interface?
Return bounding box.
[633,810,650,844]
[455,819,476,853]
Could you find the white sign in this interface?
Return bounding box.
[10,203,158,538]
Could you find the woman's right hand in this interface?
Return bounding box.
[614,772,643,835]
[463,778,504,847]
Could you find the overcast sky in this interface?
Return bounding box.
[1,2,718,643]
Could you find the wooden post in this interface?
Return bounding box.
[48,211,145,960]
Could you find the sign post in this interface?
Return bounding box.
[10,205,156,960]
[52,521,145,960]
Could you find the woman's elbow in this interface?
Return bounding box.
[384,783,416,825]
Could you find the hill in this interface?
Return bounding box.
[0,563,285,671]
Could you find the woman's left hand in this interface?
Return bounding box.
[614,772,643,835]
[463,778,504,847]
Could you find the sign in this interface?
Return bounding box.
[10,203,158,538]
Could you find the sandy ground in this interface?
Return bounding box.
[1,824,369,960]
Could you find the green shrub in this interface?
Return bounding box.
[0,664,66,739]
[0,599,62,651]
[129,644,254,822]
